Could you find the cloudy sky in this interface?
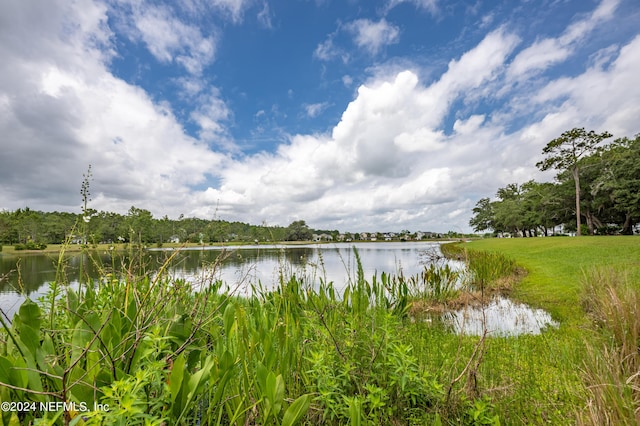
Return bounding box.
[1,0,639,233]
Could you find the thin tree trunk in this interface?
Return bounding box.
[572,167,582,236]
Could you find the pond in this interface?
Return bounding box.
[0,242,446,313]
[446,297,559,336]
[0,242,558,335]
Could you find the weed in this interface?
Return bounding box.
[579,267,640,425]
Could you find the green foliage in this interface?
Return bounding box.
[440,242,517,290]
[14,241,47,250]
[536,128,612,172]
[285,220,313,241]
[296,252,446,424]
[470,129,640,237]
[0,207,295,245]
[466,397,500,425]
[466,251,518,290]
[0,244,494,425]
[469,198,494,233]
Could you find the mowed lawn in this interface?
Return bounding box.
[464,236,640,324]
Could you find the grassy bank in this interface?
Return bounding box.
[460,236,640,324]
[446,236,640,424]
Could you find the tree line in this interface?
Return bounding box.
[0,206,330,247]
[470,128,640,237]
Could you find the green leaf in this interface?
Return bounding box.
[70,320,94,361]
[281,394,311,426]
[41,333,56,357]
[272,374,285,414]
[223,303,236,337]
[101,308,122,353]
[18,299,41,331]
[433,413,443,426]
[68,365,93,404]
[23,356,44,400]
[66,289,79,314]
[169,353,186,406]
[256,362,268,391]
[347,396,362,426]
[16,325,40,360]
[177,355,215,424]
[168,313,192,343]
[1,356,28,390]
[0,356,15,385]
[85,347,101,385]
[219,350,235,373]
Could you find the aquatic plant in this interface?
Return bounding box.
[407,263,462,302]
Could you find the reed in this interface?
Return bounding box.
[579,267,640,425]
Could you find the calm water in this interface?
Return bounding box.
[447,297,559,336]
[0,242,559,335]
[0,242,447,316]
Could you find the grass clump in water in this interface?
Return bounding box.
[441,242,520,291]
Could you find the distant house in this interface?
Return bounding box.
[312,233,333,242]
[359,232,368,240]
[68,234,84,244]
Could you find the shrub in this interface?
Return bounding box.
[14,241,47,250]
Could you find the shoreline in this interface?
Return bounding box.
[0,238,453,256]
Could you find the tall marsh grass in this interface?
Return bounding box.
[441,243,519,292]
[406,263,462,302]
[579,267,640,425]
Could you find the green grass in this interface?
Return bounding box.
[461,236,640,324]
[439,236,640,424]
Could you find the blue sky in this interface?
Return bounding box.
[1,0,639,233]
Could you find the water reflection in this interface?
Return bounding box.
[0,242,560,336]
[149,242,443,295]
[445,297,559,336]
[0,242,441,316]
